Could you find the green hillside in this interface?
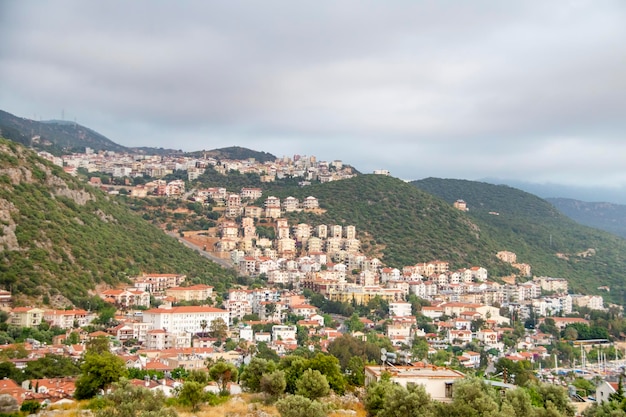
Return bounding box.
[266,174,515,275]
[412,178,626,302]
[0,139,236,306]
[187,146,277,163]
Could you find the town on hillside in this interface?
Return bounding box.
[0,149,622,416]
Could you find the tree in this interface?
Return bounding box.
[444,377,500,417]
[209,318,228,342]
[177,381,205,411]
[23,353,80,380]
[260,370,287,401]
[265,302,277,319]
[275,395,328,417]
[208,360,238,394]
[20,400,41,414]
[411,337,430,361]
[296,369,330,400]
[308,353,346,395]
[364,377,395,417]
[379,383,435,417]
[86,336,111,354]
[95,378,176,417]
[0,362,18,382]
[279,355,308,394]
[199,319,208,336]
[563,327,579,341]
[345,313,365,333]
[501,388,537,417]
[187,369,209,384]
[240,357,276,392]
[346,356,365,386]
[74,351,127,399]
[529,383,576,417]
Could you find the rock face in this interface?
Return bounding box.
[0,198,19,252]
[0,393,19,413]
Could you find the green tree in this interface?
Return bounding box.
[95,378,176,417]
[240,357,276,392]
[0,362,19,382]
[346,356,365,386]
[345,313,365,333]
[74,351,127,399]
[296,369,330,400]
[275,395,328,417]
[86,336,111,354]
[411,337,430,361]
[364,376,394,417]
[208,360,238,394]
[528,383,575,417]
[308,353,346,395]
[177,380,205,412]
[260,370,287,401]
[209,318,228,342]
[500,387,537,417]
[23,353,80,380]
[582,401,626,417]
[444,377,500,417]
[379,383,435,417]
[187,369,209,384]
[279,355,308,394]
[20,400,41,414]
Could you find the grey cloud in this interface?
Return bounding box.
[1,1,625,187]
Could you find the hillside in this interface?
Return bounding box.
[0,110,129,154]
[0,139,236,306]
[187,146,277,163]
[547,197,626,239]
[412,178,626,302]
[261,174,516,275]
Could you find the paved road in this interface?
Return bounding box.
[166,231,234,269]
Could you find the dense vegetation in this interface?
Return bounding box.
[263,174,515,274]
[412,178,626,302]
[0,139,236,306]
[187,146,277,163]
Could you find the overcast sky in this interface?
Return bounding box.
[1,1,625,189]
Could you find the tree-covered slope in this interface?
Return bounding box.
[0,139,236,306]
[412,178,626,302]
[268,174,514,275]
[547,197,626,239]
[188,146,277,163]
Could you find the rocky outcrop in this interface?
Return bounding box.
[0,198,19,252]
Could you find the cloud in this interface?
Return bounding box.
[0,1,625,187]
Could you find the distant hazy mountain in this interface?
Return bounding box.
[547,198,626,239]
[0,109,278,162]
[480,178,626,205]
[0,109,130,154]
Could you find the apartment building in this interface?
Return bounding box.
[142,306,230,334]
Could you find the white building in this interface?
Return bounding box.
[272,325,297,341]
[142,306,229,334]
[389,302,413,317]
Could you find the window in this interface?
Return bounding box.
[445,382,454,398]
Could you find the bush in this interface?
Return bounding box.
[19,400,41,414]
[275,395,328,417]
